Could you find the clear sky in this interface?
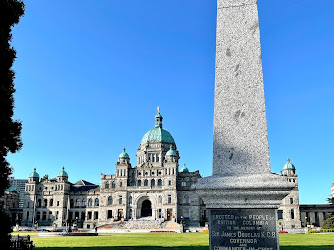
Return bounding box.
[8,0,334,204]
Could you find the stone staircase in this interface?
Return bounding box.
[162,221,180,231]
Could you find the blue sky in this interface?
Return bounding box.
[8,0,334,204]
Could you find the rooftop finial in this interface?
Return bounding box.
[287,158,290,163]
[157,106,160,113]
[62,166,65,170]
[123,147,126,152]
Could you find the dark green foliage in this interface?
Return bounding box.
[0,208,12,248]
[322,215,334,229]
[0,0,24,196]
[0,0,25,247]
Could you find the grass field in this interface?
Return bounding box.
[12,232,334,250]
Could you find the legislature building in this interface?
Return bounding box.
[21,109,205,228]
[21,109,302,230]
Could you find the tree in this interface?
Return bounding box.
[322,214,334,229]
[0,0,25,247]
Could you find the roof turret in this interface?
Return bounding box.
[119,148,130,158]
[166,145,177,156]
[58,166,68,177]
[29,168,39,178]
[180,164,189,173]
[283,158,296,170]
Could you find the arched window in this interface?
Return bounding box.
[158,179,162,186]
[50,199,53,207]
[120,181,123,187]
[108,196,113,205]
[137,180,142,186]
[112,182,116,188]
[95,198,99,207]
[130,180,136,186]
[129,196,132,205]
[88,198,92,207]
[105,181,109,189]
[144,179,148,186]
[75,199,81,207]
[82,199,87,207]
[184,195,190,204]
[119,196,122,205]
[151,179,155,187]
[70,199,74,208]
[291,209,295,219]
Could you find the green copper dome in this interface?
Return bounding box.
[166,145,177,156]
[283,158,295,170]
[58,167,68,177]
[119,148,130,158]
[180,164,189,173]
[29,168,39,178]
[141,108,175,145]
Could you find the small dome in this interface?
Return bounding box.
[58,167,68,177]
[180,164,189,173]
[29,168,39,178]
[283,158,295,170]
[119,148,130,158]
[166,145,177,156]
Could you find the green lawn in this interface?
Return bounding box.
[12,232,334,250]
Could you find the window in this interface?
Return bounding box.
[184,195,190,204]
[50,199,53,207]
[108,196,113,205]
[95,198,99,207]
[56,211,59,220]
[144,179,148,186]
[158,196,162,205]
[82,199,87,207]
[119,196,122,205]
[107,210,113,219]
[168,195,172,204]
[36,211,40,220]
[81,212,85,220]
[130,180,136,186]
[57,201,60,206]
[76,199,81,207]
[120,181,123,187]
[70,199,74,208]
[290,198,293,204]
[137,180,142,186]
[277,210,283,220]
[27,202,30,208]
[88,212,92,220]
[26,211,29,220]
[37,199,41,207]
[112,182,116,188]
[158,179,162,186]
[291,209,295,219]
[181,181,187,187]
[105,181,109,189]
[88,199,93,207]
[184,209,190,218]
[151,179,155,187]
[129,196,132,205]
[168,180,172,186]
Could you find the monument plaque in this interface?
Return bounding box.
[210,210,278,250]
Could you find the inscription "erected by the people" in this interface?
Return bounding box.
[210,209,278,250]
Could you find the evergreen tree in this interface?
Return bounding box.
[322,214,334,229]
[0,0,25,247]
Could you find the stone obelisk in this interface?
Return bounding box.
[195,1,294,249]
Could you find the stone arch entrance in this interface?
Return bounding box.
[141,199,152,217]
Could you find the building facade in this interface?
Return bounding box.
[21,110,205,228]
[9,178,28,208]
